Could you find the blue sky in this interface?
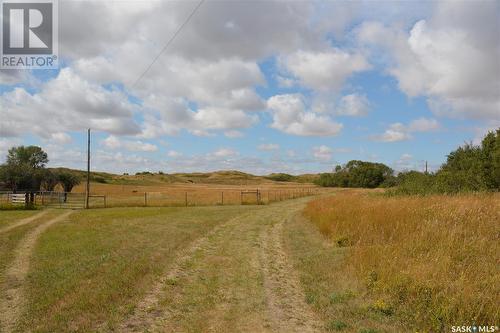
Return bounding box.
[1,1,498,175]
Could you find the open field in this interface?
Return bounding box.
[74,182,320,208]
[303,191,500,332]
[0,191,498,332]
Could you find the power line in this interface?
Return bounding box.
[130,0,205,89]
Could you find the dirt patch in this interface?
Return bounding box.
[0,210,73,332]
[0,210,49,234]
[259,214,323,332]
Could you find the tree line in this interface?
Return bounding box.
[315,129,500,194]
[0,146,81,193]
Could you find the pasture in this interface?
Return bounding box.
[0,190,497,332]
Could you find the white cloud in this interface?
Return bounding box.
[125,141,158,152]
[375,117,440,142]
[0,68,140,138]
[357,2,500,120]
[281,48,370,92]
[101,135,158,152]
[49,132,73,145]
[312,145,333,161]
[267,94,343,136]
[193,107,258,131]
[408,117,440,132]
[101,135,121,149]
[394,153,415,171]
[212,148,239,158]
[335,93,370,116]
[376,123,412,142]
[167,150,182,158]
[258,143,280,151]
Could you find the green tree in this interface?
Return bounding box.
[439,142,485,192]
[40,169,59,191]
[315,160,394,188]
[7,146,48,168]
[57,172,81,193]
[480,129,500,190]
[0,146,48,191]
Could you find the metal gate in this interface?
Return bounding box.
[37,192,85,209]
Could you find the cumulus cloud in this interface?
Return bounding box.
[357,2,500,120]
[102,135,158,152]
[281,48,370,92]
[267,94,343,136]
[0,68,140,138]
[335,94,370,116]
[375,118,440,142]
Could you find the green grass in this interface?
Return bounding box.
[16,205,257,332]
[0,210,40,228]
[0,210,61,285]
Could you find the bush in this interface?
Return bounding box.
[390,129,499,195]
[316,161,394,189]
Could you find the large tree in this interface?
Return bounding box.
[0,146,48,191]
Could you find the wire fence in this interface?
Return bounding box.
[0,187,321,209]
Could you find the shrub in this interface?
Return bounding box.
[316,161,394,189]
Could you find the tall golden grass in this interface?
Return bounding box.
[304,191,500,331]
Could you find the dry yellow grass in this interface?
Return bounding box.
[71,182,321,207]
[304,191,500,331]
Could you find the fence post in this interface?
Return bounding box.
[144,192,147,207]
[221,191,224,205]
[240,191,243,205]
[185,192,188,207]
[104,195,107,208]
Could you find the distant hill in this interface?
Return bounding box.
[48,168,318,186]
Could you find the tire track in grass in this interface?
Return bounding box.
[116,198,321,333]
[117,211,256,332]
[0,210,73,333]
[149,206,269,333]
[259,212,323,333]
[0,210,49,234]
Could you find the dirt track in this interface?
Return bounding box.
[116,198,322,333]
[0,210,48,234]
[0,210,73,333]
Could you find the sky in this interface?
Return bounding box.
[0,0,499,175]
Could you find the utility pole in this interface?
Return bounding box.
[85,129,91,209]
[425,161,428,174]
